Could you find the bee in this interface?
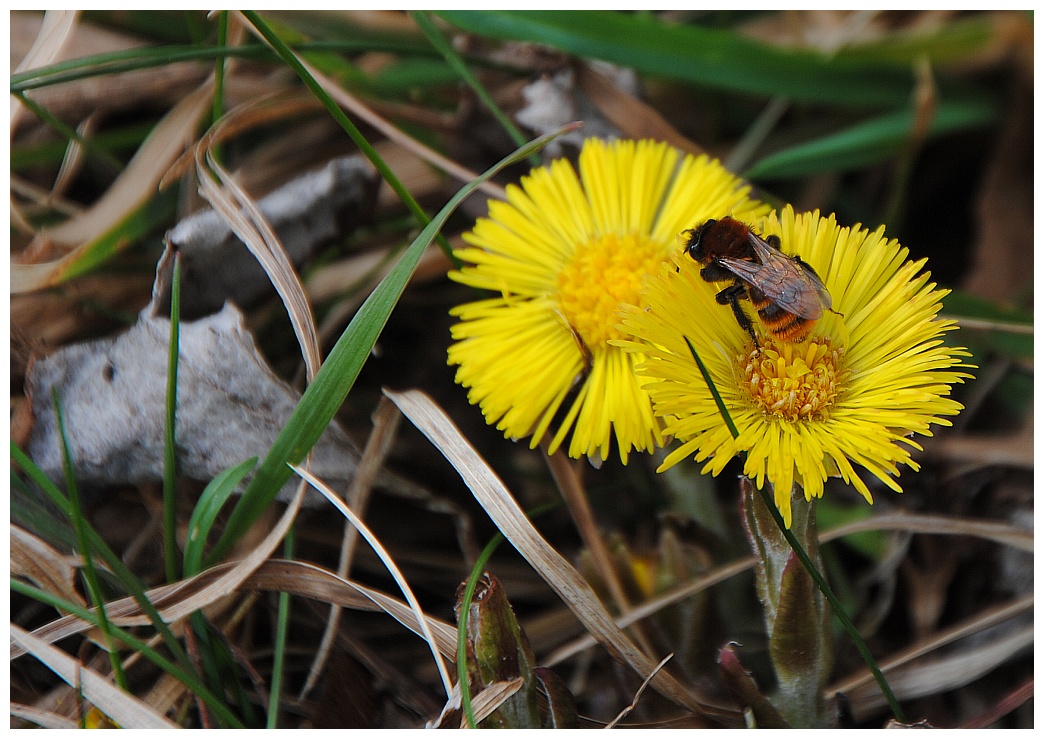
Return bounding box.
[684,217,833,346]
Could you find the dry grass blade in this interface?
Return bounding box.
[193,100,321,379]
[462,677,526,728]
[843,623,1033,723]
[11,558,458,663]
[829,592,1033,701]
[11,10,79,127]
[244,560,459,655]
[11,482,305,661]
[161,92,321,188]
[11,524,86,609]
[290,463,455,698]
[12,85,212,292]
[386,388,738,723]
[605,652,675,729]
[923,433,1033,469]
[10,624,179,729]
[10,702,79,730]
[300,397,403,699]
[544,448,654,655]
[821,512,1034,553]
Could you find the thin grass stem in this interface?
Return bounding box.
[52,391,127,691]
[162,253,182,582]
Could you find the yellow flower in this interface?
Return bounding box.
[448,138,769,463]
[617,206,973,526]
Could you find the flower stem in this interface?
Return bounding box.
[686,335,906,723]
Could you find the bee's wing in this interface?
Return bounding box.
[718,234,832,319]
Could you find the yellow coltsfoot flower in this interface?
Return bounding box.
[448,138,769,463]
[617,206,973,526]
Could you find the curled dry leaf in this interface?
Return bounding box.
[25,299,359,506]
[162,155,379,318]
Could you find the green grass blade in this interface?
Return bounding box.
[436,10,962,107]
[684,337,740,441]
[267,529,295,729]
[457,533,505,728]
[206,123,578,565]
[831,15,996,67]
[163,252,182,583]
[12,91,125,172]
[51,390,127,690]
[183,458,257,578]
[50,188,180,284]
[10,42,422,93]
[744,99,997,179]
[410,11,535,164]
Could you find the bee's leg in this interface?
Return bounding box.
[701,262,736,282]
[765,234,782,249]
[716,285,760,348]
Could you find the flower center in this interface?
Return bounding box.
[741,340,843,421]
[556,233,665,348]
